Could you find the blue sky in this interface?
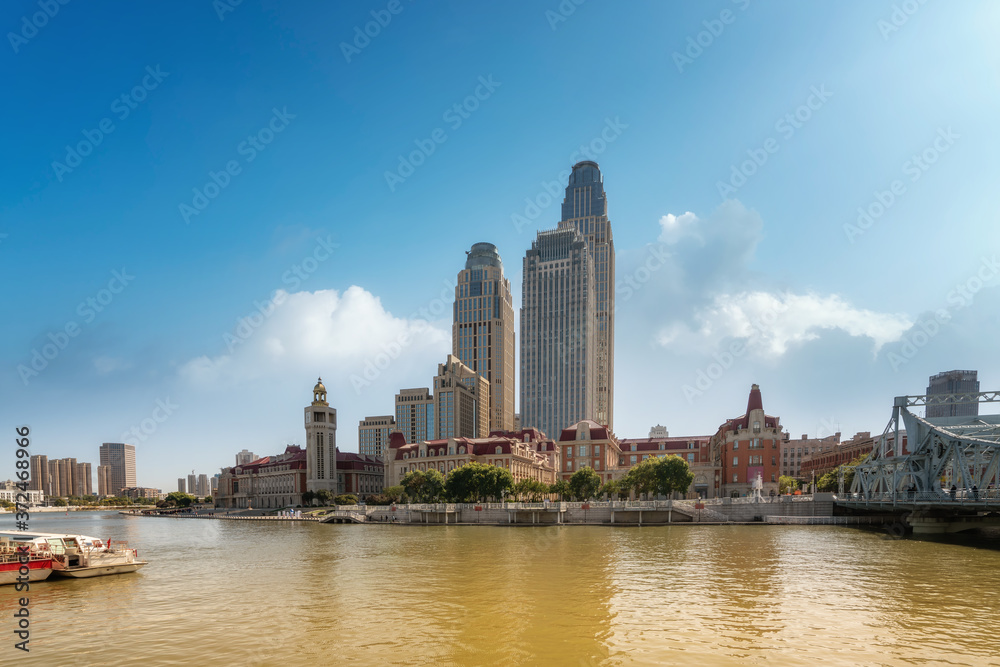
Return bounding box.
[2,0,999,492]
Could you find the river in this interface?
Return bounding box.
[2,512,999,666]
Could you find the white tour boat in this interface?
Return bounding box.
[0,531,148,579]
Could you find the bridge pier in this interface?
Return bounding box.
[907,514,1000,534]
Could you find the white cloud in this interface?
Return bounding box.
[178,286,450,391]
[656,291,913,357]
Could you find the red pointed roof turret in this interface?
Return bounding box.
[746,383,763,415]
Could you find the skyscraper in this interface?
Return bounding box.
[926,370,980,418]
[394,388,435,444]
[434,354,489,439]
[520,226,596,440]
[197,474,209,497]
[177,477,186,493]
[29,455,48,493]
[557,161,615,430]
[188,474,197,496]
[98,466,113,497]
[359,415,396,460]
[453,242,516,432]
[99,443,136,496]
[76,462,93,496]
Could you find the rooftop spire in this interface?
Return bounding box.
[746,383,763,414]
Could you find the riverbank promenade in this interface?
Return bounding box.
[124,494,889,527]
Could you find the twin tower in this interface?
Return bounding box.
[454,161,615,440]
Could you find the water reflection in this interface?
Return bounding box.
[2,514,1000,665]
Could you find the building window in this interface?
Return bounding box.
[771,473,776,482]
[733,442,738,450]
[733,456,738,466]
[732,473,738,483]
[496,446,502,454]
[630,455,637,465]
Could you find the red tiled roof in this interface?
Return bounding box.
[558,420,610,442]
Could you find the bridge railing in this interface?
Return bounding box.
[839,489,1000,504]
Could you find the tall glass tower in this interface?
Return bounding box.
[520,227,596,440]
[557,161,615,429]
[453,242,515,432]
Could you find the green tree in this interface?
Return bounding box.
[483,465,514,502]
[302,490,316,506]
[384,485,405,503]
[422,469,446,503]
[333,494,359,506]
[649,455,694,498]
[779,475,799,494]
[52,498,68,507]
[599,479,621,499]
[549,480,570,501]
[165,492,195,507]
[513,478,549,502]
[315,489,333,506]
[204,495,212,504]
[568,467,602,501]
[816,454,868,493]
[401,469,446,503]
[444,462,513,502]
[401,470,426,501]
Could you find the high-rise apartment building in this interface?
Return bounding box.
[98,466,113,497]
[434,354,489,439]
[453,242,516,432]
[235,449,257,466]
[520,226,596,440]
[926,370,980,418]
[359,415,396,460]
[558,161,615,430]
[394,388,435,444]
[197,474,209,497]
[305,378,338,493]
[187,474,197,496]
[177,477,186,493]
[29,455,48,493]
[99,443,136,496]
[47,458,79,497]
[76,462,93,496]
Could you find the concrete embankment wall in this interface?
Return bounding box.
[363,501,834,526]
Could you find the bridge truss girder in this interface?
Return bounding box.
[851,393,1000,499]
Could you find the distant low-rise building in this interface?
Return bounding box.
[217,445,308,509]
[0,480,45,506]
[780,433,840,481]
[336,452,385,498]
[559,420,621,485]
[800,431,907,480]
[617,434,717,499]
[385,428,560,489]
[121,487,160,500]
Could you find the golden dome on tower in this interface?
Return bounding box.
[311,377,329,406]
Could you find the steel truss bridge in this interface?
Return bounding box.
[840,390,1000,533]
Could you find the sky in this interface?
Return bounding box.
[2,0,999,492]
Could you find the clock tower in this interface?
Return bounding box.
[305,378,338,493]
